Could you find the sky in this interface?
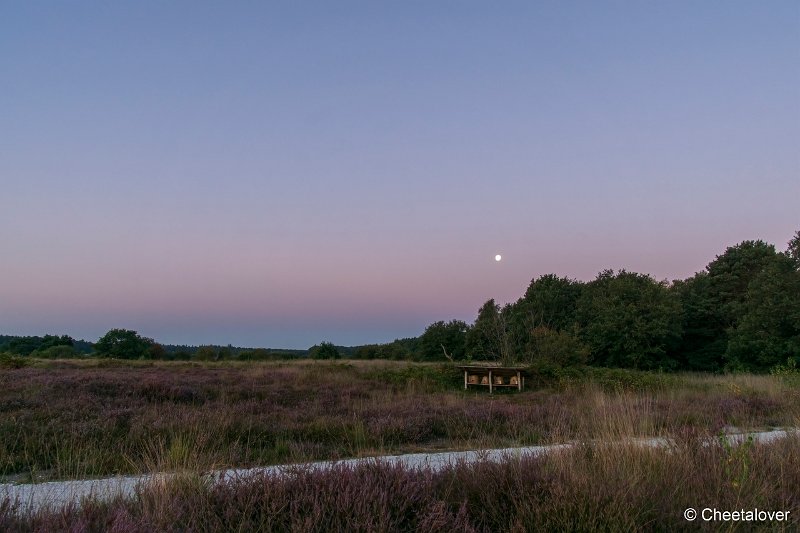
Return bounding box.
[2,1,798,349]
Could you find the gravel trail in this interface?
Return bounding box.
[2,428,795,515]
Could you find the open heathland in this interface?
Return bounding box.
[1,359,798,482]
[2,434,798,532]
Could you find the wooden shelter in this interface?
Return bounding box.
[458,365,528,393]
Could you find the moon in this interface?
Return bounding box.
[495,254,502,262]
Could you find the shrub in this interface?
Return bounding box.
[0,353,28,369]
[31,345,77,359]
[309,341,340,360]
[523,327,589,367]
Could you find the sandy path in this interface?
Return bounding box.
[1,428,795,515]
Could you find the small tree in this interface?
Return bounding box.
[465,300,515,365]
[94,329,154,359]
[193,346,218,361]
[310,341,340,360]
[147,343,167,360]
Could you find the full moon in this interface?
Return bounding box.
[495,254,502,262]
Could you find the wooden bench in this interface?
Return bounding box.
[458,365,527,393]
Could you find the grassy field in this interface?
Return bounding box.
[1,358,798,482]
[1,359,799,530]
[2,432,798,531]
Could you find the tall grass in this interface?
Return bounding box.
[3,434,797,532]
[1,360,798,481]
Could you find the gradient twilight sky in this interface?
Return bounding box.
[2,2,798,349]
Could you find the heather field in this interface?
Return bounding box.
[1,359,798,483]
[2,359,800,530]
[2,435,798,532]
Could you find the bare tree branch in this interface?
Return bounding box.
[440,344,454,363]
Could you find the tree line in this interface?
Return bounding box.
[352,232,800,373]
[3,232,797,373]
[0,334,91,359]
[0,332,304,362]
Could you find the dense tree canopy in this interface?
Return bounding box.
[0,335,75,357]
[514,274,582,332]
[706,240,780,325]
[353,340,410,360]
[672,273,724,371]
[577,270,682,370]
[309,341,341,360]
[503,274,584,363]
[465,300,506,361]
[696,240,788,370]
[725,255,800,371]
[523,326,589,367]
[787,231,800,270]
[473,246,799,373]
[418,320,468,361]
[94,329,154,359]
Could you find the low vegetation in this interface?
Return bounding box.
[1,232,797,528]
[1,360,798,483]
[2,430,797,531]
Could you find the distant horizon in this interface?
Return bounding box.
[3,230,797,350]
[3,2,798,350]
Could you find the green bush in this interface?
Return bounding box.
[770,357,800,386]
[525,365,681,392]
[0,353,29,369]
[582,367,678,392]
[31,345,77,359]
[364,364,460,390]
[523,327,589,367]
[310,341,340,360]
